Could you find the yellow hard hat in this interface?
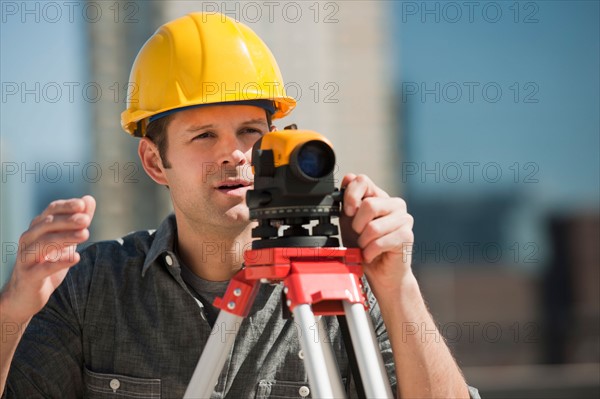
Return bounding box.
[121,12,297,137]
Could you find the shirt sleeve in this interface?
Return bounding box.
[4,249,95,398]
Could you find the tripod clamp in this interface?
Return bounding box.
[216,247,363,316]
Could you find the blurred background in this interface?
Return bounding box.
[1,1,598,397]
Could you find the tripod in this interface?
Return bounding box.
[183,245,393,398]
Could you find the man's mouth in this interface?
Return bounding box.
[215,180,252,195]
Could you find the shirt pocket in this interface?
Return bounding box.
[255,380,312,399]
[83,366,161,398]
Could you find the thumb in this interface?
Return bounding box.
[341,173,357,189]
[81,195,97,221]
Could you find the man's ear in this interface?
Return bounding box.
[138,137,168,185]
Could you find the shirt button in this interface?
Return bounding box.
[299,385,310,397]
[165,254,173,266]
[298,350,304,359]
[109,378,120,391]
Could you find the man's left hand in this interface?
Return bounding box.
[340,174,414,290]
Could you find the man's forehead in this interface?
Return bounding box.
[172,104,268,124]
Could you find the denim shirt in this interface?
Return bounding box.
[5,215,479,398]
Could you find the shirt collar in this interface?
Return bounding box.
[142,214,178,276]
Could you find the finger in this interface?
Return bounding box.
[42,228,90,246]
[81,195,97,220]
[362,228,414,264]
[41,244,79,264]
[351,197,394,235]
[356,211,412,249]
[30,198,86,227]
[19,228,89,267]
[343,174,389,217]
[21,213,91,248]
[341,173,357,189]
[30,247,81,279]
[44,198,86,217]
[26,194,94,241]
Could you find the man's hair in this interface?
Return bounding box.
[144,111,273,169]
[145,114,175,168]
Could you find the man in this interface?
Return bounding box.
[1,13,479,398]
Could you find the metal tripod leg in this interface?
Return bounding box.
[294,303,393,398]
[183,311,243,399]
[343,301,394,398]
[317,317,346,398]
[293,304,346,398]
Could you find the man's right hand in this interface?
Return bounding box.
[0,195,95,393]
[1,196,96,323]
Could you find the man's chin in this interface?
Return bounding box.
[222,204,252,223]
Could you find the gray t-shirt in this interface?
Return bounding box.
[180,261,229,327]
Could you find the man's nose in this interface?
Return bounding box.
[218,136,248,166]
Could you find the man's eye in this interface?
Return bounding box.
[192,132,213,140]
[241,128,264,136]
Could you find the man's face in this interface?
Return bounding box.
[161,104,270,230]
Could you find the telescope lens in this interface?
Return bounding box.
[296,141,335,179]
